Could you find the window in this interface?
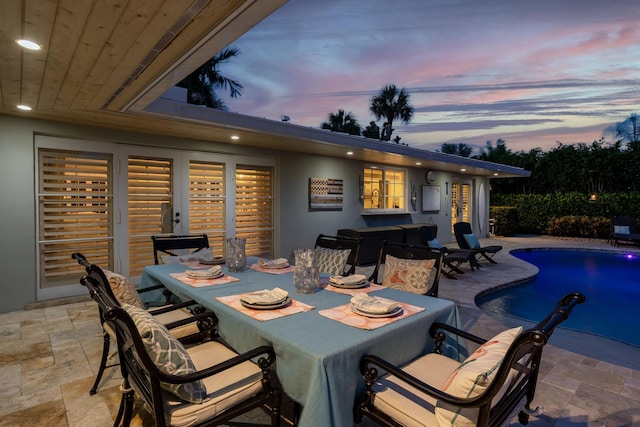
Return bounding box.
[362,166,406,211]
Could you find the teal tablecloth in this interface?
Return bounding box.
[140,258,464,427]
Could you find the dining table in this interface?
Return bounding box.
[139,257,466,427]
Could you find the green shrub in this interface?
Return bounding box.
[490,206,518,236]
[491,191,640,236]
[547,215,610,238]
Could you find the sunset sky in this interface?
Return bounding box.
[217,0,640,153]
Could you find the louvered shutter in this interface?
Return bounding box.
[235,166,273,257]
[128,157,172,276]
[38,149,113,288]
[189,161,226,256]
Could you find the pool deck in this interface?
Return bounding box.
[0,235,638,426]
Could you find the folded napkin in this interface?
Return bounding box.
[258,258,289,268]
[186,265,223,278]
[350,294,401,314]
[329,274,367,286]
[240,287,289,305]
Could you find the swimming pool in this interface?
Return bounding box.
[476,248,640,348]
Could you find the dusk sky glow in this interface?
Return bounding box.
[217,0,640,153]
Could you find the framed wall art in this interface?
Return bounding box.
[309,178,343,210]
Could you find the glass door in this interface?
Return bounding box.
[450,179,472,234]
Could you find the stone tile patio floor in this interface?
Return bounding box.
[0,235,639,426]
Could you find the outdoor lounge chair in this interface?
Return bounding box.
[419,225,476,279]
[355,292,586,427]
[609,216,640,246]
[453,222,503,266]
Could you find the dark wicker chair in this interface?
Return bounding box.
[368,241,443,297]
[419,225,476,279]
[314,234,361,275]
[453,222,503,266]
[356,292,586,427]
[151,234,210,265]
[72,252,207,395]
[609,216,640,246]
[81,272,281,427]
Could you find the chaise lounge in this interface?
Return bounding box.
[609,216,640,246]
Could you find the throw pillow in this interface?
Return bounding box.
[463,233,481,249]
[160,248,213,264]
[381,254,435,294]
[614,225,630,235]
[315,247,351,275]
[123,304,207,403]
[435,326,523,427]
[103,270,143,308]
[427,238,443,249]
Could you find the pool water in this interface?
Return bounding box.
[476,249,640,348]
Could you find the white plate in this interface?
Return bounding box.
[350,305,403,318]
[186,272,223,279]
[261,262,290,269]
[329,280,369,289]
[241,297,292,310]
[199,257,225,265]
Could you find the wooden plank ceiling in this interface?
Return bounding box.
[0,0,288,136]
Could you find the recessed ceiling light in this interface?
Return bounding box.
[415,162,422,166]
[493,172,499,176]
[17,104,32,111]
[230,135,239,140]
[16,39,41,50]
[346,151,354,155]
[460,168,466,172]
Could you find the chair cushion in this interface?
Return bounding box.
[103,270,143,308]
[614,225,630,235]
[123,304,207,404]
[152,307,201,340]
[463,233,481,249]
[370,353,460,426]
[315,247,351,275]
[435,326,523,427]
[382,255,435,294]
[165,341,265,427]
[427,238,443,249]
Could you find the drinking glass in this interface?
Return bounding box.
[293,248,319,293]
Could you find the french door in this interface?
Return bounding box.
[450,178,472,234]
[36,137,274,300]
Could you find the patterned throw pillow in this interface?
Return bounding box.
[160,248,213,264]
[463,233,481,249]
[103,270,143,308]
[435,326,523,427]
[123,304,207,403]
[315,247,351,275]
[381,255,435,294]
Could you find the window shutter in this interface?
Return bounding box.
[236,166,273,257]
[128,157,172,276]
[189,161,226,255]
[38,149,112,288]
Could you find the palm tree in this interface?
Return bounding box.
[320,109,361,135]
[606,113,640,143]
[369,84,414,141]
[178,47,243,110]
